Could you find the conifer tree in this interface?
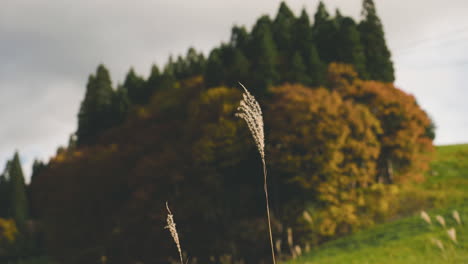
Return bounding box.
[312,1,339,63]
[124,68,146,104]
[249,15,279,95]
[287,51,310,84]
[185,47,206,77]
[358,0,394,82]
[225,48,250,87]
[272,2,295,54]
[336,16,367,78]
[111,84,130,126]
[77,64,114,145]
[7,152,29,228]
[230,26,249,53]
[204,48,225,88]
[0,167,10,218]
[146,64,161,96]
[293,9,325,86]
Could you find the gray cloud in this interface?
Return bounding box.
[1,0,467,180]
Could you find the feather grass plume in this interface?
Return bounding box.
[236,83,276,264]
[447,228,457,243]
[420,211,432,225]
[453,210,462,225]
[435,215,446,228]
[165,202,184,264]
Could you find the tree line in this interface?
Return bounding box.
[76,0,396,147]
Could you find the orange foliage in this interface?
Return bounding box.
[327,63,434,183]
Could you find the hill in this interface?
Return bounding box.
[284,144,468,264]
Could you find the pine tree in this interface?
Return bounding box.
[287,51,310,84]
[225,47,250,87]
[185,47,206,77]
[249,15,279,95]
[7,152,29,228]
[306,44,325,86]
[230,26,249,53]
[294,9,313,55]
[77,64,114,145]
[0,167,10,218]
[273,2,296,53]
[124,68,147,104]
[111,84,130,126]
[312,1,339,63]
[204,48,225,88]
[336,16,368,78]
[293,8,325,86]
[358,0,394,82]
[146,64,161,96]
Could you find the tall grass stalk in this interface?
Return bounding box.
[165,202,184,264]
[236,83,276,264]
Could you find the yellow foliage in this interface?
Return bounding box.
[0,218,17,243]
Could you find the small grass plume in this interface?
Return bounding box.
[236,83,276,264]
[165,202,184,264]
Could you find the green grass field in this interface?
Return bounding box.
[285,144,468,264]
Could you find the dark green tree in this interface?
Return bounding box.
[336,16,367,78]
[273,2,296,53]
[0,167,10,218]
[358,0,394,82]
[293,8,325,86]
[204,48,225,88]
[185,47,206,77]
[249,15,279,95]
[111,84,131,126]
[124,68,147,104]
[7,152,29,228]
[146,64,161,96]
[230,26,249,53]
[225,48,250,87]
[312,1,339,63]
[286,51,310,84]
[77,64,114,145]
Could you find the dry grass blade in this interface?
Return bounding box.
[236,83,276,264]
[165,202,184,264]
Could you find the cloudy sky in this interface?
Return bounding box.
[1,0,468,180]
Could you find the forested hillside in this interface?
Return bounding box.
[0,1,435,263]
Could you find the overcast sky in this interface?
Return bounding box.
[1,0,468,181]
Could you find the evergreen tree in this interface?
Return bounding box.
[312,1,339,63]
[225,48,250,87]
[7,152,29,228]
[0,167,10,218]
[287,51,310,84]
[336,16,367,78]
[124,68,147,104]
[306,44,325,86]
[294,9,313,55]
[230,26,249,53]
[185,47,206,77]
[358,0,394,82]
[77,64,114,145]
[204,48,225,88]
[111,84,131,126]
[146,64,161,95]
[272,2,296,53]
[249,15,279,95]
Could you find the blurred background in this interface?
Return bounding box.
[1,0,467,263]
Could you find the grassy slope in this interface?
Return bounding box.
[285,144,468,264]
